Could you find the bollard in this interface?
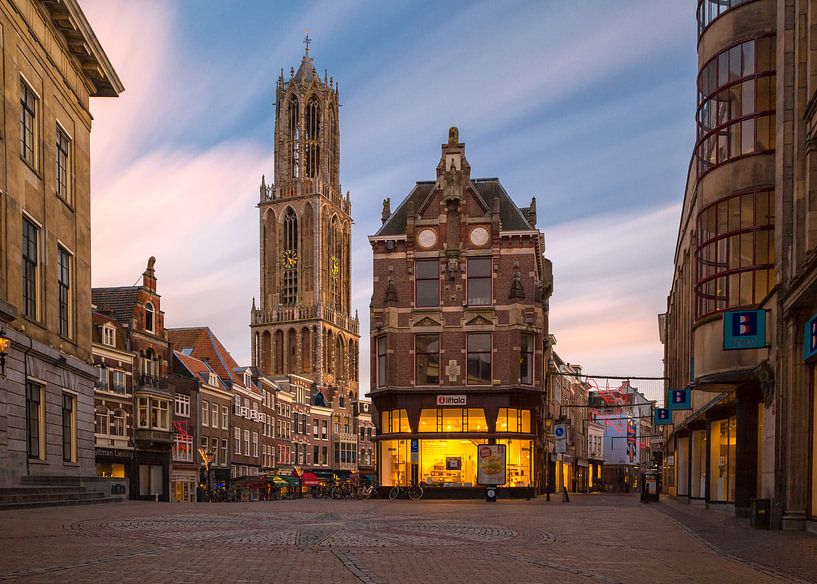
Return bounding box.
[154,492,158,503]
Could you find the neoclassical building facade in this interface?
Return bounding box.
[250,45,359,416]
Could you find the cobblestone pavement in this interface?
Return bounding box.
[0,494,814,584]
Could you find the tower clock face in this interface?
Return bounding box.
[282,250,298,269]
[330,255,340,278]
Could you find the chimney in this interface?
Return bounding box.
[142,256,157,292]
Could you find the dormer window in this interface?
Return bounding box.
[102,325,115,347]
[209,373,219,387]
[244,372,252,388]
[145,302,155,333]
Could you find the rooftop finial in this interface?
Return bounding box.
[304,32,312,53]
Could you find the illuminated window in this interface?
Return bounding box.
[695,189,774,318]
[418,408,488,432]
[709,416,737,502]
[415,334,440,385]
[381,409,410,434]
[497,408,531,433]
[415,259,439,307]
[497,439,533,487]
[418,439,485,487]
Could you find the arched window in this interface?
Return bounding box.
[145,302,155,333]
[287,94,300,178]
[328,215,342,310]
[283,208,298,305]
[305,95,321,178]
[327,108,337,183]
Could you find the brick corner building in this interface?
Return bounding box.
[368,127,553,497]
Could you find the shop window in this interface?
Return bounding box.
[381,409,411,434]
[520,333,534,384]
[676,436,689,497]
[497,408,531,433]
[415,259,439,307]
[690,429,707,498]
[96,463,125,478]
[497,439,533,487]
[380,439,409,486]
[419,439,485,487]
[709,417,737,502]
[467,333,492,385]
[466,257,491,305]
[415,334,440,385]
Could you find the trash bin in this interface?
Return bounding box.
[750,498,771,529]
[485,486,497,502]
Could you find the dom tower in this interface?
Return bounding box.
[251,41,360,401]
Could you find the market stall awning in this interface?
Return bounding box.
[268,476,288,486]
[301,472,320,486]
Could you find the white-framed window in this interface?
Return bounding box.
[211,403,219,429]
[95,406,109,435]
[234,427,241,454]
[175,394,190,417]
[234,395,241,415]
[221,405,228,430]
[209,372,219,386]
[56,123,72,202]
[173,433,193,462]
[57,245,72,338]
[221,439,228,466]
[112,370,127,393]
[151,400,169,430]
[201,400,209,426]
[22,215,40,321]
[102,325,115,347]
[144,301,155,333]
[20,79,38,169]
[96,364,108,389]
[252,432,258,457]
[243,429,250,455]
[111,409,126,436]
[137,396,149,428]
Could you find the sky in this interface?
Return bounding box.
[82,0,697,393]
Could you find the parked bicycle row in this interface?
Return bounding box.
[199,482,425,502]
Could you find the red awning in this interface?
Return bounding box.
[301,472,320,486]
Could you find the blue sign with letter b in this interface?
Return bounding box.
[654,408,672,426]
[668,388,691,411]
[723,310,766,350]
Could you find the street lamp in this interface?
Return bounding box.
[0,329,10,378]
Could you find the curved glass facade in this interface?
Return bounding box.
[695,189,775,318]
[696,36,776,179]
[697,0,756,37]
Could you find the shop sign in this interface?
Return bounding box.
[553,424,567,440]
[668,388,691,410]
[94,447,134,461]
[477,444,506,486]
[436,394,466,406]
[654,408,672,425]
[804,313,817,361]
[410,439,419,463]
[723,309,767,350]
[555,440,567,454]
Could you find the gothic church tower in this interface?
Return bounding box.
[251,41,359,397]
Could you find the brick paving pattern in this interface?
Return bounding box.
[0,495,814,583]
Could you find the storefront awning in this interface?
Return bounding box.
[301,472,320,486]
[312,470,335,480]
[268,476,288,486]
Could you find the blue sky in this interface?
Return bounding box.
[83,1,697,390]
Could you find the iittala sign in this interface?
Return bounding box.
[437,395,467,406]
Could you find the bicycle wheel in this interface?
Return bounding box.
[359,487,371,501]
[388,486,400,500]
[408,485,423,501]
[331,486,343,500]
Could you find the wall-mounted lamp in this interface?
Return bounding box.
[0,328,10,378]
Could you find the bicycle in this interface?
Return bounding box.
[388,485,423,501]
[354,484,378,500]
[331,482,355,500]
